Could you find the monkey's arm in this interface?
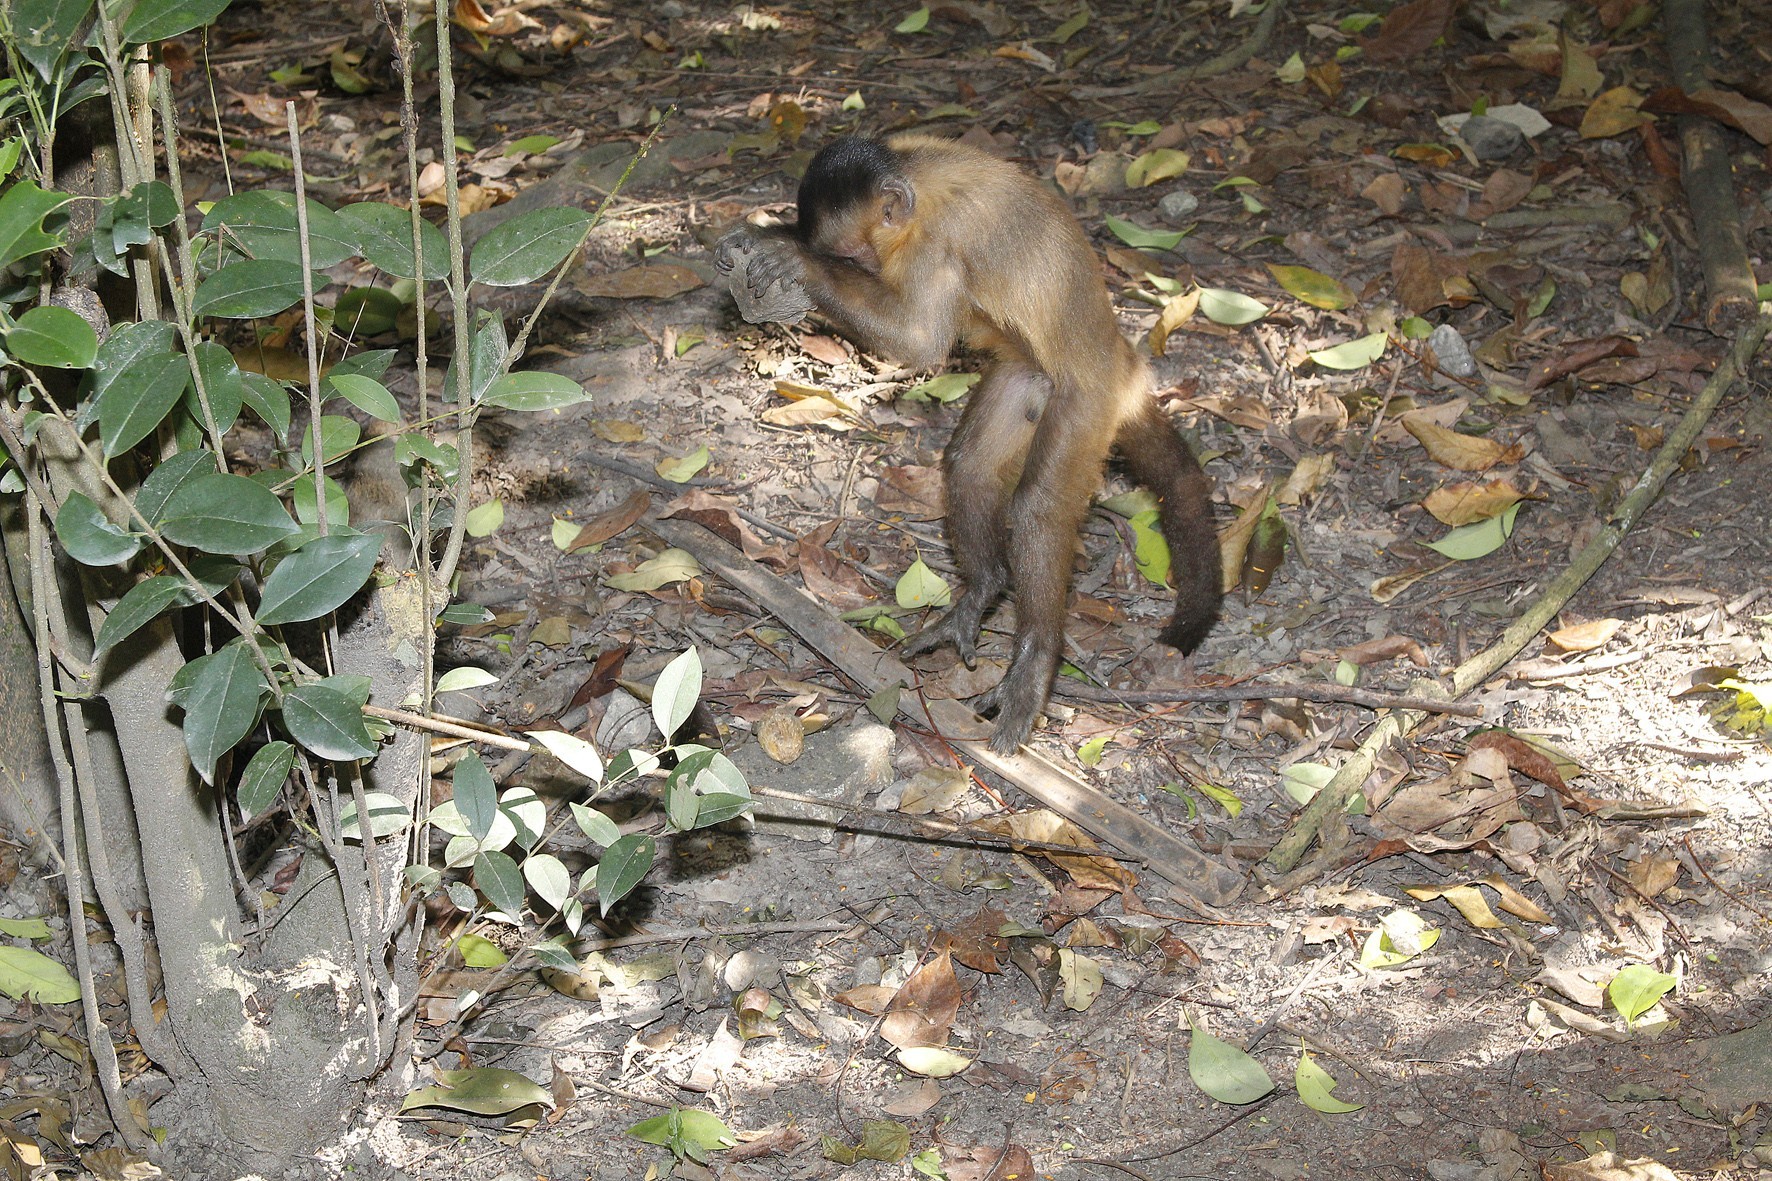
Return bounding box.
[719,226,962,369]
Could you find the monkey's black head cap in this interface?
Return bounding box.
[796,136,900,241]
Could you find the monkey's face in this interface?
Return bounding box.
[804,197,887,273]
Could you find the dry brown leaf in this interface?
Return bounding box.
[590,419,644,443]
[577,263,703,300]
[1362,0,1455,61]
[1625,855,1680,899]
[1275,453,1336,506]
[1542,1151,1680,1181]
[975,809,1134,890]
[1403,415,1523,471]
[1362,172,1407,216]
[1580,87,1655,138]
[1422,478,1527,525]
[1404,882,1504,928]
[880,950,962,1051]
[1148,288,1200,357]
[1370,562,1452,603]
[899,765,971,814]
[1470,167,1534,220]
[1476,873,1553,922]
[1337,634,1431,667]
[565,489,649,553]
[831,984,895,1015]
[1546,617,1622,652]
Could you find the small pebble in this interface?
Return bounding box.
[1157,189,1200,226]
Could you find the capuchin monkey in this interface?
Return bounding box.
[716,134,1221,755]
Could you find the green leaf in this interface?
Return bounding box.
[1104,214,1186,251]
[96,352,189,456]
[54,491,141,566]
[399,1067,554,1117]
[337,201,449,280]
[0,180,73,270]
[333,285,403,336]
[435,667,498,693]
[1307,332,1388,370]
[0,916,51,940]
[1608,964,1676,1028]
[464,499,503,537]
[178,644,266,784]
[894,556,951,609]
[324,373,400,422]
[528,729,605,782]
[652,648,702,740]
[7,305,98,368]
[603,548,699,592]
[192,341,248,431]
[1269,264,1357,311]
[457,931,508,967]
[160,473,299,554]
[453,752,498,843]
[291,472,349,527]
[255,533,381,624]
[894,7,929,32]
[1125,148,1190,189]
[1076,734,1109,767]
[472,848,525,917]
[1128,508,1172,585]
[523,853,571,911]
[192,259,318,319]
[281,681,377,761]
[656,445,709,483]
[237,740,295,818]
[468,208,593,287]
[10,0,95,78]
[570,802,624,848]
[298,414,361,467]
[94,575,185,655]
[480,371,590,412]
[1423,501,1520,560]
[0,945,80,1004]
[1187,1027,1275,1104]
[901,372,978,403]
[596,833,655,914]
[77,320,177,419]
[200,190,359,268]
[239,372,292,436]
[505,134,561,157]
[1197,287,1270,326]
[1295,1050,1363,1113]
[121,0,231,43]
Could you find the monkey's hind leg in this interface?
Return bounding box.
[1114,399,1222,654]
[901,363,1046,666]
[974,396,1109,754]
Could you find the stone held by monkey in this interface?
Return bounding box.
[716,134,1222,754]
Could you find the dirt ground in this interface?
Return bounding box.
[18,0,1772,1178]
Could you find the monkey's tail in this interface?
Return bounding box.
[1114,400,1222,655]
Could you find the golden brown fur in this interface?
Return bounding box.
[718,135,1221,753]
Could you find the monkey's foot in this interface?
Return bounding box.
[901,606,983,667]
[973,680,1038,755]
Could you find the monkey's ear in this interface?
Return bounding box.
[880,176,916,225]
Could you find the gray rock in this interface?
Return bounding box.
[1459,115,1525,161]
[1425,323,1478,378]
[1157,188,1200,225]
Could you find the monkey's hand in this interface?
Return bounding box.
[715,230,815,325]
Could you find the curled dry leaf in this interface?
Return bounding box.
[1547,617,1623,653]
[1423,478,1527,526]
[1337,634,1431,667]
[755,705,804,764]
[1403,415,1525,471]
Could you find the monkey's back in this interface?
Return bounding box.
[885,134,1135,395]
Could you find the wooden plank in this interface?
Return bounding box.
[651,517,1245,908]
